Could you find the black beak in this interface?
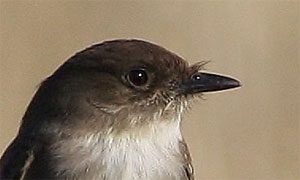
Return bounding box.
[179,72,241,94]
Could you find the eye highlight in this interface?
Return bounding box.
[126,69,149,87]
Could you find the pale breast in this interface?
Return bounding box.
[51,120,189,180]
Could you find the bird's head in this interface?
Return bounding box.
[26,39,240,136]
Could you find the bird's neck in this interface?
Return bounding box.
[51,119,187,179]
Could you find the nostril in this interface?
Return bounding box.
[191,73,202,81]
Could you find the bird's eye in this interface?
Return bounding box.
[191,73,202,81]
[126,69,148,87]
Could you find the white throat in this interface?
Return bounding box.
[52,118,186,180]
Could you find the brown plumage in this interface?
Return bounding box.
[0,39,240,180]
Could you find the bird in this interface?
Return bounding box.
[0,39,240,180]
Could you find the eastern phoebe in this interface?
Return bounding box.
[0,39,240,180]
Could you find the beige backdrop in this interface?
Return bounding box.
[0,1,299,179]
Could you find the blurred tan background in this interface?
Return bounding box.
[0,1,299,179]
